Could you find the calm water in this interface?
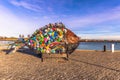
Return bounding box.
[78,42,120,50]
[0,41,120,50]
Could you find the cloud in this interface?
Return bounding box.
[10,0,42,12]
[63,6,120,29]
[1,0,120,40]
[0,5,57,37]
[78,34,120,40]
[9,0,120,30]
[0,5,36,37]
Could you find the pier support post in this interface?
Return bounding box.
[103,45,106,52]
[111,44,114,53]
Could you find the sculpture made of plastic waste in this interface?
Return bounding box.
[26,22,80,54]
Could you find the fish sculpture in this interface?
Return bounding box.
[7,22,80,61]
[26,22,80,54]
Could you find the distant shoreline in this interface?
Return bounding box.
[0,38,120,42]
[0,38,28,41]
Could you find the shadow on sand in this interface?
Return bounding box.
[2,48,68,62]
[2,48,42,59]
[70,58,120,72]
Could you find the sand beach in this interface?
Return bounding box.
[0,48,120,80]
[1,0,120,80]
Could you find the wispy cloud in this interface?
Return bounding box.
[0,5,31,37]
[64,6,120,29]
[75,30,120,40]
[1,0,120,40]
[0,5,57,37]
[10,0,42,12]
[80,35,120,40]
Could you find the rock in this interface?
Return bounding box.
[26,22,80,54]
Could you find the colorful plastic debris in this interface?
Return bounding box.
[26,22,80,54]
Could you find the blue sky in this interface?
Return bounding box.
[0,0,120,39]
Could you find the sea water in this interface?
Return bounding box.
[78,42,120,50]
[0,41,120,50]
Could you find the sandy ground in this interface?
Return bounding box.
[0,49,120,80]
